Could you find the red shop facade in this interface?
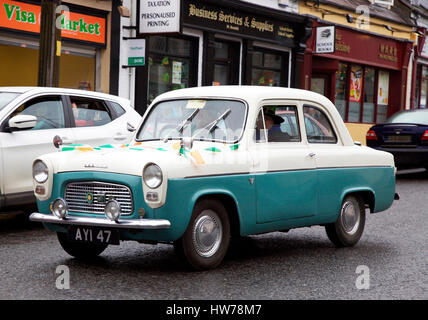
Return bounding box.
[301,22,413,125]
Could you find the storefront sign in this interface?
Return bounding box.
[125,39,146,66]
[314,26,406,70]
[0,0,106,45]
[239,0,298,14]
[139,0,181,34]
[183,0,295,46]
[315,26,335,54]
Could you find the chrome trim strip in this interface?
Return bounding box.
[29,212,171,230]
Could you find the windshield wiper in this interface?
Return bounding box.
[192,108,232,139]
[207,109,231,133]
[177,108,200,133]
[163,108,200,143]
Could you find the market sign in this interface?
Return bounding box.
[125,38,146,67]
[315,26,335,54]
[182,0,295,46]
[0,0,107,46]
[139,0,181,34]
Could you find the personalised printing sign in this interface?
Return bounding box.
[139,0,181,34]
[182,0,295,45]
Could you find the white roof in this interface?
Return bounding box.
[0,86,129,104]
[153,85,333,106]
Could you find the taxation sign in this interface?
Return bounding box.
[315,26,335,54]
[126,39,146,67]
[139,0,181,34]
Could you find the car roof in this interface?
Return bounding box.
[0,86,130,104]
[153,86,333,106]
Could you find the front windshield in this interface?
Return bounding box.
[137,99,247,143]
[0,92,20,111]
[386,110,428,125]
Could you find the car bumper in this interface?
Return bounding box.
[29,212,171,230]
[370,146,428,168]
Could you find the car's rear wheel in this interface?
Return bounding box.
[57,232,108,259]
[174,199,230,270]
[325,195,365,247]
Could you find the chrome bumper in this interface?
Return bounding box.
[29,212,171,230]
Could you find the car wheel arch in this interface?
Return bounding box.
[340,188,375,214]
[190,190,241,238]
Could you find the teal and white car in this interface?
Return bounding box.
[30,86,397,270]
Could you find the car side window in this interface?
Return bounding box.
[70,97,112,127]
[8,96,65,130]
[256,105,300,143]
[109,102,126,118]
[303,105,337,144]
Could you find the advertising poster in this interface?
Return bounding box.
[172,61,182,84]
[377,71,390,105]
[349,66,362,103]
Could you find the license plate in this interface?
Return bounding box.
[67,226,120,245]
[384,135,411,143]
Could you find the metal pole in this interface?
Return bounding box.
[38,0,61,87]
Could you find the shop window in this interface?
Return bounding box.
[251,49,287,87]
[334,63,347,119]
[348,65,363,122]
[334,63,390,124]
[421,66,428,109]
[363,68,375,123]
[377,71,390,123]
[414,65,421,109]
[147,36,197,106]
[211,40,240,86]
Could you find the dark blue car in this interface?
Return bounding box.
[366,109,428,170]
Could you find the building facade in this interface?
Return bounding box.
[0,0,113,93]
[299,0,415,143]
[115,0,313,115]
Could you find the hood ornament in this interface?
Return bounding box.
[84,163,108,169]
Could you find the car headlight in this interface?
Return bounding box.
[143,163,162,189]
[33,160,49,183]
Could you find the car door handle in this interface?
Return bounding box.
[61,137,74,145]
[308,152,316,158]
[113,133,127,141]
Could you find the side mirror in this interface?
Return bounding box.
[8,115,37,131]
[127,122,136,132]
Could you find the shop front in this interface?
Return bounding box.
[132,0,312,113]
[412,31,428,109]
[0,0,110,92]
[304,22,413,143]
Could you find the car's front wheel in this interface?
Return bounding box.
[57,232,108,259]
[325,195,365,247]
[174,199,230,270]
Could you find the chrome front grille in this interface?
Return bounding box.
[64,181,133,215]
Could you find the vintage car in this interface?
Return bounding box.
[30,86,397,270]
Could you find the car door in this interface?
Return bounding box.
[0,95,74,195]
[249,102,318,224]
[302,104,344,218]
[67,95,132,147]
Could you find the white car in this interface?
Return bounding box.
[30,86,397,270]
[0,87,141,211]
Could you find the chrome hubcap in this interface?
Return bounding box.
[192,210,222,258]
[341,200,360,235]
